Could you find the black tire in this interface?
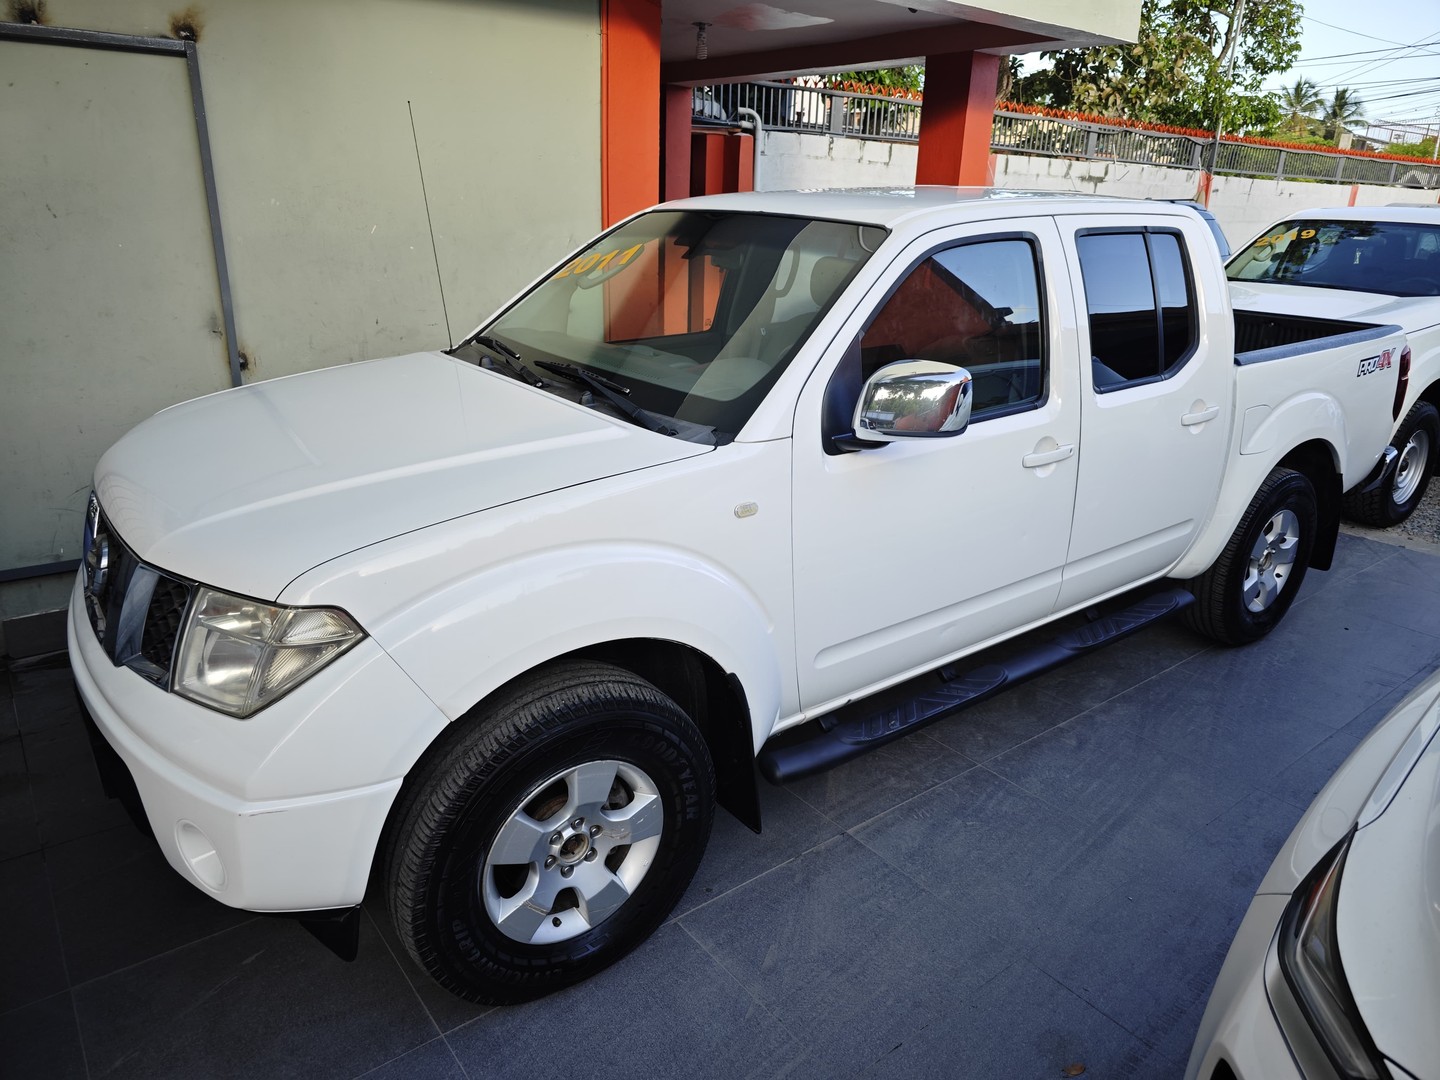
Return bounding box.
[384,661,715,1004]
[1342,400,1439,527]
[1185,467,1317,646]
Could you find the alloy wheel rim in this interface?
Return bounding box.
[1243,508,1300,613]
[482,759,663,944]
[1392,429,1431,507]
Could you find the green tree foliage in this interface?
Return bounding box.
[827,66,924,93]
[1014,0,1299,133]
[1277,78,1322,135]
[1385,137,1436,159]
[1321,87,1364,141]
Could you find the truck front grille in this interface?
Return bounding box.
[82,499,194,686]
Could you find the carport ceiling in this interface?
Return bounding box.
[661,0,1138,83]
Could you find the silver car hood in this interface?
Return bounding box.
[1337,681,1440,1080]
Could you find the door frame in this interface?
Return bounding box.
[0,21,241,583]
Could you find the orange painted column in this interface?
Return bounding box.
[662,85,693,202]
[689,131,754,196]
[915,51,1001,187]
[601,0,662,226]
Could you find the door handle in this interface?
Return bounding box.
[1022,443,1075,468]
[1182,405,1221,427]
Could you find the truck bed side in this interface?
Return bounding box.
[1172,317,1405,579]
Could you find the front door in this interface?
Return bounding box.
[791,218,1081,711]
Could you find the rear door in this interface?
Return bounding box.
[1055,216,1232,610]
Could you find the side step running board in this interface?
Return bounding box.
[758,587,1195,784]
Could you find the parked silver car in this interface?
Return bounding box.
[1186,668,1440,1080]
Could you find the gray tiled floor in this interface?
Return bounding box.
[4,532,1439,1080]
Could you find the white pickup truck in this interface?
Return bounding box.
[70,189,1407,1005]
[1228,205,1440,525]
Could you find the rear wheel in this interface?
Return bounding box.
[1342,401,1438,527]
[384,661,715,1004]
[1185,467,1316,645]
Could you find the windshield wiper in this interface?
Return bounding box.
[467,335,547,387]
[533,360,679,437]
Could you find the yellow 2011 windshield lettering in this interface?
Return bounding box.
[554,243,644,280]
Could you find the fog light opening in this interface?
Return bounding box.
[176,821,226,890]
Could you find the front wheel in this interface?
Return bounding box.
[384,661,715,1004]
[1185,467,1317,646]
[1342,400,1439,527]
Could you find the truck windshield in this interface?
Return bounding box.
[1227,219,1440,298]
[452,210,884,442]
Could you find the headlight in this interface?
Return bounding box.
[1277,829,1391,1080]
[173,587,365,718]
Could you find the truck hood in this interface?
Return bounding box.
[1229,281,1440,331]
[96,351,709,600]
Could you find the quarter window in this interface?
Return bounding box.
[1077,230,1196,391]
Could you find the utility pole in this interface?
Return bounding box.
[1207,0,1248,177]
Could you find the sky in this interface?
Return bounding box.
[1259,0,1440,140]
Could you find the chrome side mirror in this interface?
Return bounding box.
[852,360,973,443]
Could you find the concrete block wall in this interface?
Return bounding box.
[757,130,1440,252]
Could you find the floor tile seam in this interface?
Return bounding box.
[671,917,790,1029]
[1299,605,1440,652]
[40,837,81,1008]
[784,733,980,829]
[69,987,96,1080]
[974,696,1112,782]
[1119,701,1351,772]
[667,834,845,923]
[833,757,985,836]
[1025,954,1156,1048]
[0,985,68,1022]
[345,1035,461,1080]
[1195,782,1290,838]
[972,760,1085,823]
[62,914,264,995]
[1026,959,1163,1053]
[0,989,97,1080]
[439,1035,475,1080]
[359,904,451,1038]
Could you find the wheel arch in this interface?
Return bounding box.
[1275,439,1343,571]
[563,638,760,832]
[1174,437,1343,579]
[375,638,762,896]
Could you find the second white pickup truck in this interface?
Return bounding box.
[1228,205,1440,525]
[69,189,1406,1005]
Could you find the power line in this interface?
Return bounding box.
[1323,27,1440,88]
[1300,14,1431,48]
[1290,39,1440,63]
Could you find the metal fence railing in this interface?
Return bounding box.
[692,83,1440,191]
[693,82,922,142]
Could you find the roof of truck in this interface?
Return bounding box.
[658,186,1198,229]
[1250,204,1440,224]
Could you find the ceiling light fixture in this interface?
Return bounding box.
[695,22,710,60]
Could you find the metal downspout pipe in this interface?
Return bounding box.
[735,106,764,191]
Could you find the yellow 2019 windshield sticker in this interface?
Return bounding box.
[1255,228,1318,247]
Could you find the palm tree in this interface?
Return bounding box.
[1277,79,1322,136]
[1322,87,1365,142]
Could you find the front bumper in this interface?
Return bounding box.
[68,577,448,912]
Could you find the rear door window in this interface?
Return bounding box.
[1076,230,1197,392]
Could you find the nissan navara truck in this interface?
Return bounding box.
[70,189,1407,1004]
